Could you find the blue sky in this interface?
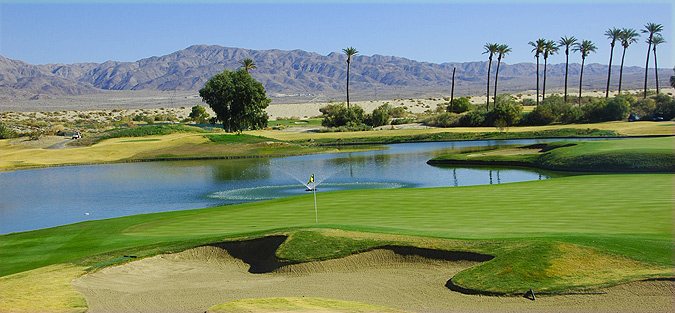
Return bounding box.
[1,1,672,68]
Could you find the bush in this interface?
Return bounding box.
[581,98,607,122]
[603,95,631,121]
[521,98,537,106]
[631,98,656,118]
[459,110,488,127]
[188,105,210,124]
[654,94,675,120]
[423,112,459,127]
[446,97,472,113]
[320,103,365,128]
[523,105,555,125]
[364,105,390,127]
[0,124,18,139]
[488,101,522,127]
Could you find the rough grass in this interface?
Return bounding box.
[0,264,87,313]
[291,128,618,145]
[269,118,323,127]
[208,297,407,313]
[429,137,675,172]
[0,132,345,170]
[68,124,207,146]
[250,120,675,141]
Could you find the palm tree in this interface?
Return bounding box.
[493,44,512,105]
[542,40,560,102]
[604,28,621,98]
[558,36,577,102]
[239,58,257,74]
[573,40,597,107]
[651,35,666,94]
[483,43,500,109]
[342,47,358,109]
[528,39,546,106]
[641,23,664,98]
[617,28,640,93]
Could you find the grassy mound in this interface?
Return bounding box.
[295,128,618,145]
[429,136,675,172]
[68,124,208,146]
[208,297,407,313]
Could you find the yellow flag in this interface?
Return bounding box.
[308,174,314,184]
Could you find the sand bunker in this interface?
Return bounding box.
[72,237,674,313]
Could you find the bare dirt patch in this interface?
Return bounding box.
[72,243,674,313]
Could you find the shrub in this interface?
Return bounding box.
[188,105,210,124]
[0,124,18,139]
[364,105,390,127]
[654,94,675,120]
[423,112,459,127]
[446,97,472,113]
[581,97,607,122]
[388,106,407,118]
[488,102,522,127]
[459,110,488,127]
[603,95,631,121]
[320,103,365,128]
[523,105,556,125]
[559,105,584,124]
[631,98,656,118]
[521,98,537,106]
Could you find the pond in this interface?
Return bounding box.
[0,139,592,234]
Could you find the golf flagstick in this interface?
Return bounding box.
[308,174,317,223]
[313,187,318,223]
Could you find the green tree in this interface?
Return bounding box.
[493,44,512,105]
[651,35,666,94]
[573,40,598,107]
[617,28,640,93]
[342,47,358,109]
[641,22,664,98]
[528,39,546,106]
[604,28,622,98]
[199,68,270,133]
[542,40,560,102]
[483,43,500,110]
[188,105,210,124]
[558,36,578,102]
[670,66,675,88]
[239,58,257,74]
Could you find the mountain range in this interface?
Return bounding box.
[0,44,669,101]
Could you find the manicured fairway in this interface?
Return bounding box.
[430,136,675,172]
[2,174,672,277]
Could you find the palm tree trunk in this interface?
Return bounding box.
[606,44,615,98]
[618,47,627,93]
[653,45,660,94]
[486,59,492,110]
[579,58,585,107]
[494,58,502,107]
[564,52,570,102]
[346,61,351,109]
[543,58,548,102]
[643,40,652,99]
[451,67,456,110]
[535,55,540,106]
